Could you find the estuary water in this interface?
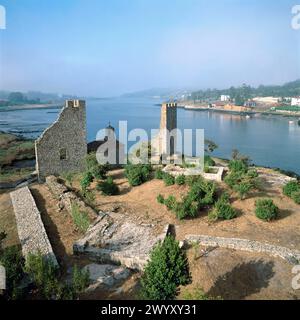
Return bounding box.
[0,97,300,174]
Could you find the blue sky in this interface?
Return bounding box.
[0,0,299,96]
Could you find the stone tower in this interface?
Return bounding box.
[35,100,87,181]
[158,102,177,156]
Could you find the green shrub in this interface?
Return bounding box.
[71,203,90,233]
[85,153,109,179]
[97,177,119,195]
[164,195,177,211]
[224,171,243,188]
[182,287,217,300]
[72,265,90,295]
[81,190,96,207]
[157,194,165,204]
[140,236,190,300]
[0,245,25,299]
[209,194,237,221]
[175,197,199,220]
[283,181,300,197]
[229,159,248,174]
[25,253,60,300]
[175,175,186,185]
[255,199,279,221]
[155,169,164,180]
[25,253,90,300]
[186,175,201,187]
[233,181,252,200]
[125,164,152,186]
[291,191,300,204]
[80,171,93,192]
[188,179,216,206]
[163,173,175,186]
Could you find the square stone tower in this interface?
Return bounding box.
[35,100,87,181]
[158,102,177,156]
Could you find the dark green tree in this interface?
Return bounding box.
[140,236,191,300]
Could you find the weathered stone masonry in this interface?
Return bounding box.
[10,187,58,266]
[35,100,87,181]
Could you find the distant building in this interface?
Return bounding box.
[291,97,300,106]
[220,95,230,102]
[244,100,256,108]
[253,97,280,105]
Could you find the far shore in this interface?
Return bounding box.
[0,103,63,112]
[177,103,300,118]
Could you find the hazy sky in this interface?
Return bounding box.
[0,0,300,96]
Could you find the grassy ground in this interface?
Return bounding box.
[0,132,35,183]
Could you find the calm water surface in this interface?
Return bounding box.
[0,97,300,174]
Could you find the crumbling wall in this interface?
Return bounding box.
[185,235,300,265]
[46,175,97,221]
[35,100,87,181]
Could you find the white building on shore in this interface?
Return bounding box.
[220,95,230,102]
[291,97,300,106]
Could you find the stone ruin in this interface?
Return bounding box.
[35,100,87,181]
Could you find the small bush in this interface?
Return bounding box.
[25,253,60,300]
[224,171,243,188]
[25,253,90,300]
[80,171,93,192]
[182,287,215,300]
[291,191,300,204]
[255,199,279,221]
[125,164,152,186]
[209,194,237,221]
[164,195,177,211]
[85,153,109,179]
[0,245,25,299]
[157,194,165,204]
[283,181,300,197]
[229,159,248,174]
[97,177,119,195]
[72,265,90,295]
[233,181,252,200]
[71,203,90,233]
[155,169,164,180]
[163,173,175,186]
[175,197,199,220]
[140,236,190,300]
[175,175,186,185]
[81,190,96,207]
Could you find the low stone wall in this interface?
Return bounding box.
[46,175,97,221]
[162,164,224,182]
[185,235,300,264]
[10,186,58,266]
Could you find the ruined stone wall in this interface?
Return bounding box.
[185,235,300,265]
[10,187,58,266]
[35,100,87,181]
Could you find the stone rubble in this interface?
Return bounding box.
[83,263,131,290]
[46,175,97,221]
[74,212,171,271]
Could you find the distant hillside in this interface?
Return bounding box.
[189,79,300,103]
[122,88,191,100]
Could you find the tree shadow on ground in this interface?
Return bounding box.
[207,259,275,300]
